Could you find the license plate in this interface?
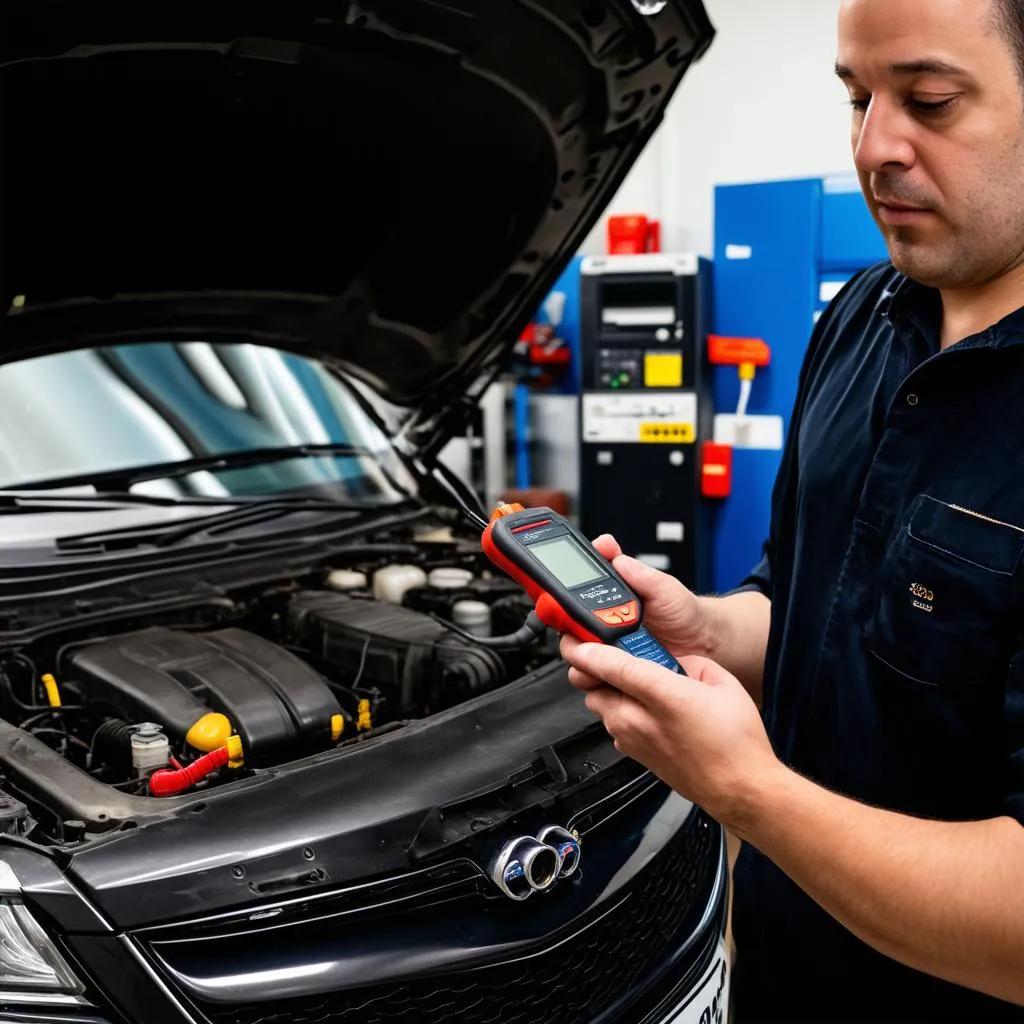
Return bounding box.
[659,939,730,1024]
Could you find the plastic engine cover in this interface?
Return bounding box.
[64,627,342,766]
[287,592,506,715]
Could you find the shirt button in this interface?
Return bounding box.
[906,393,920,407]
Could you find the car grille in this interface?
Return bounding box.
[198,809,719,1024]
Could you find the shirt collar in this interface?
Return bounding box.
[874,266,1024,351]
[874,270,929,322]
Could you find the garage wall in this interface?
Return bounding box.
[581,0,856,257]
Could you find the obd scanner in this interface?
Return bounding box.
[437,499,685,676]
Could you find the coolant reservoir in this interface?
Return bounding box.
[428,567,474,590]
[373,564,428,604]
[326,569,368,592]
[131,723,170,777]
[453,600,492,638]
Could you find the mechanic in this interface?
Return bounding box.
[559,0,1024,1020]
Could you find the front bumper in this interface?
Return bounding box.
[2,786,729,1024]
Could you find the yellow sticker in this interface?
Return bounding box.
[644,352,683,387]
[639,423,695,443]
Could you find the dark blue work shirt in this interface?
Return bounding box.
[730,261,1024,1022]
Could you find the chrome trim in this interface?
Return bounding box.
[697,827,728,940]
[0,990,92,1007]
[118,935,197,1023]
[567,773,688,840]
[130,859,478,936]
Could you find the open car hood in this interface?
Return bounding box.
[1,0,714,456]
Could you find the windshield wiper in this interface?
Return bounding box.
[55,499,373,552]
[0,491,217,513]
[0,490,397,519]
[9,444,383,493]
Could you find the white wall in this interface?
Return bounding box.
[581,0,856,257]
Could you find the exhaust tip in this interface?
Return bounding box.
[537,825,582,877]
[522,843,560,891]
[489,837,562,900]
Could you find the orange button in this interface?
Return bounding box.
[593,601,639,626]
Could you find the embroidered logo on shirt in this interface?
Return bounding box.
[909,582,934,613]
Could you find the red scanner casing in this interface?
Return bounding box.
[481,504,641,645]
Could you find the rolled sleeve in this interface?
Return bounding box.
[741,548,773,598]
[725,547,773,600]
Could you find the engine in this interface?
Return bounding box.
[0,535,548,835]
[63,627,346,769]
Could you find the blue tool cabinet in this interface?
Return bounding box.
[709,175,888,593]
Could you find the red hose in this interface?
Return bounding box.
[149,746,230,797]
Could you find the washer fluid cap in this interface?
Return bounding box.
[453,600,492,638]
[428,567,474,589]
[373,564,428,603]
[326,569,368,591]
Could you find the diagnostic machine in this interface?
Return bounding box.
[476,502,685,674]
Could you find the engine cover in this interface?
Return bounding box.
[63,627,342,766]
[287,592,506,715]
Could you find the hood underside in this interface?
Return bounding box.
[1,0,713,446]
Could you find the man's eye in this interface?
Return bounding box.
[910,97,958,116]
[847,97,870,113]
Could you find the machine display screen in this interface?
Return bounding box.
[529,536,606,589]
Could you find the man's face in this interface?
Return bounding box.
[837,0,1024,288]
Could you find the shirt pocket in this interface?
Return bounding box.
[865,494,1024,688]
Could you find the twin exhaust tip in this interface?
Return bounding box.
[489,826,581,901]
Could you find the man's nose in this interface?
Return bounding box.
[853,100,916,174]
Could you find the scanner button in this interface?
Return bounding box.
[594,601,639,626]
[614,601,639,624]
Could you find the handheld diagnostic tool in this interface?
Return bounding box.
[481,503,685,675]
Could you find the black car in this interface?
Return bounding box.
[0,3,725,1022]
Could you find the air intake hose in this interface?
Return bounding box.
[430,610,546,650]
[91,718,135,774]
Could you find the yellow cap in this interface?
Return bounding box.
[356,698,373,732]
[738,361,756,382]
[41,673,61,708]
[187,713,233,753]
[331,714,344,742]
[226,734,244,768]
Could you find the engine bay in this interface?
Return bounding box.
[0,522,552,843]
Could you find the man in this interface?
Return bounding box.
[559,0,1024,1019]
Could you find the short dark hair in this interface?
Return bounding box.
[993,0,1024,85]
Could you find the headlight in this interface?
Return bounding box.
[630,0,668,13]
[0,899,83,993]
[0,862,84,1003]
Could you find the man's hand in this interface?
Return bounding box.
[569,535,712,693]
[561,634,1024,1006]
[559,632,781,827]
[586,534,771,703]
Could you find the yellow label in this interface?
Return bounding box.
[644,352,683,387]
[639,422,695,443]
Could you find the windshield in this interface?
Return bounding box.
[0,342,415,503]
